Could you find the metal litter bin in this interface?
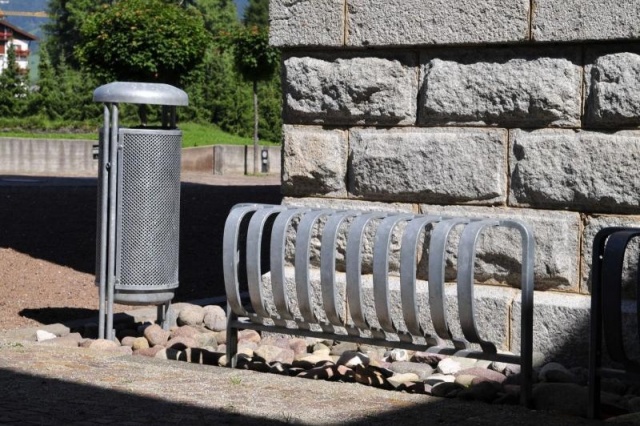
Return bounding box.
[93,82,188,339]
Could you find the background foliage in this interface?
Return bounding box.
[0,0,281,143]
[76,0,210,84]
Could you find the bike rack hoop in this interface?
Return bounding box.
[222,204,535,407]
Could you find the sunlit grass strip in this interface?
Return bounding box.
[0,122,279,147]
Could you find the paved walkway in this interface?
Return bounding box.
[0,328,604,426]
[0,172,280,187]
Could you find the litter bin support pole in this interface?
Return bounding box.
[106,104,119,341]
[98,104,110,339]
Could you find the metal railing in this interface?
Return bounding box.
[223,204,535,406]
[589,227,640,418]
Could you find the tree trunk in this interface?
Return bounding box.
[138,104,148,126]
[253,79,260,175]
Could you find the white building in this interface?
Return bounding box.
[0,19,36,74]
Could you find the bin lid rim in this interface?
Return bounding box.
[93,82,189,106]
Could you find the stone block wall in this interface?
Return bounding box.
[270,0,640,364]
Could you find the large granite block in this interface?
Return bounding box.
[262,268,514,352]
[419,47,582,127]
[419,205,580,292]
[585,50,640,128]
[512,292,590,366]
[532,0,640,42]
[347,0,529,46]
[274,199,580,291]
[349,127,507,204]
[281,197,416,274]
[282,125,348,197]
[512,292,639,367]
[510,129,640,214]
[270,0,344,47]
[283,53,418,125]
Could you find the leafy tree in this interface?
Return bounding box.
[0,45,27,116]
[194,0,240,35]
[28,0,282,145]
[181,49,252,131]
[44,0,110,68]
[28,51,102,122]
[243,0,269,27]
[257,71,282,143]
[222,24,279,173]
[27,48,59,118]
[75,0,210,85]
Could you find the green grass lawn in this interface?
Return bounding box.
[0,122,279,148]
[179,122,279,147]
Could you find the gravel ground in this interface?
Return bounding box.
[0,173,282,331]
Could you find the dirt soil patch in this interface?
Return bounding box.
[0,174,282,330]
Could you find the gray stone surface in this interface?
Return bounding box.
[283,53,418,125]
[456,367,507,384]
[143,324,170,347]
[512,291,591,366]
[435,285,514,353]
[419,205,580,291]
[203,305,226,332]
[255,344,295,365]
[347,0,529,46]
[387,373,419,388]
[538,362,579,384]
[262,268,514,353]
[36,330,57,342]
[270,0,344,47]
[349,127,507,204]
[283,197,416,214]
[88,339,121,352]
[509,129,640,214]
[282,197,415,273]
[177,305,205,326]
[282,126,348,196]
[585,51,640,128]
[532,0,640,42]
[419,48,581,127]
[581,215,640,295]
[531,383,588,417]
[390,361,434,381]
[280,199,579,291]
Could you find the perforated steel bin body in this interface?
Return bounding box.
[94,82,188,339]
[96,128,181,304]
[114,128,181,304]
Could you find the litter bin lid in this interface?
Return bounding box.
[93,82,188,106]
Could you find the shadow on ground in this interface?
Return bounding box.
[0,368,290,425]
[0,176,282,301]
[18,308,98,326]
[0,367,602,425]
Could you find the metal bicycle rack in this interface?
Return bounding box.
[93,82,188,340]
[223,204,535,406]
[589,227,640,418]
